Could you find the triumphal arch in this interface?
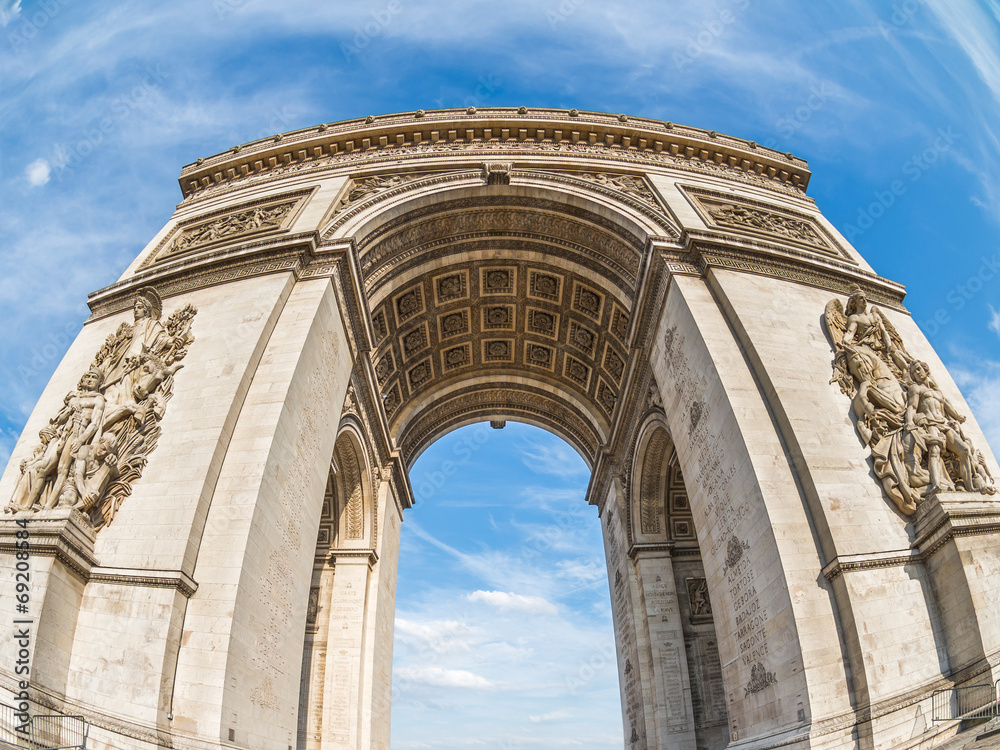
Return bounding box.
[1,109,999,750]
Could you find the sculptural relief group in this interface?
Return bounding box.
[825,285,995,515]
[5,287,196,529]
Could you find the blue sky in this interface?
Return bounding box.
[398,423,617,749]
[3,0,1000,745]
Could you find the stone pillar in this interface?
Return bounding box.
[649,272,855,748]
[362,481,403,750]
[602,483,652,748]
[633,549,697,750]
[913,494,1000,681]
[322,552,373,749]
[169,277,353,749]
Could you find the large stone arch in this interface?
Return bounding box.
[0,108,998,750]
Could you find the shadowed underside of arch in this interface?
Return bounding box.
[325,181,681,466]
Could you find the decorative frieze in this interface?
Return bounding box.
[148,191,309,266]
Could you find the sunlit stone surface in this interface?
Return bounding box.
[1,109,998,750]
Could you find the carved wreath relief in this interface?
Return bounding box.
[824,285,995,515]
[5,287,197,529]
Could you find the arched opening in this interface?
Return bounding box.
[321,175,681,469]
[628,421,729,750]
[393,422,620,749]
[297,426,376,750]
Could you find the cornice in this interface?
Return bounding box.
[329,548,379,569]
[0,511,197,597]
[176,108,811,203]
[681,233,908,311]
[627,541,675,560]
[87,236,316,320]
[822,492,1000,581]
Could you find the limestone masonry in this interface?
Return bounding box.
[1,108,998,750]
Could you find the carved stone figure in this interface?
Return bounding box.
[688,578,712,616]
[905,360,985,496]
[47,368,107,508]
[825,286,995,514]
[5,287,197,529]
[5,427,60,513]
[56,436,119,511]
[168,202,293,255]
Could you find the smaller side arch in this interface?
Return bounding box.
[332,420,375,548]
[631,419,673,543]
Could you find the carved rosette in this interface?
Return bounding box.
[5,287,197,530]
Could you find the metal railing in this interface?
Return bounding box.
[932,680,1000,723]
[0,703,86,749]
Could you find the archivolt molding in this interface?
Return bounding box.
[339,367,412,514]
[322,169,483,239]
[176,108,811,205]
[398,382,603,466]
[638,428,671,536]
[322,168,679,259]
[356,195,646,290]
[517,169,680,238]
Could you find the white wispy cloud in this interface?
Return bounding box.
[395,618,476,654]
[518,437,589,479]
[467,590,559,616]
[529,709,573,724]
[555,559,606,585]
[0,0,20,27]
[394,665,494,689]
[925,0,1000,104]
[989,305,1000,337]
[24,158,50,187]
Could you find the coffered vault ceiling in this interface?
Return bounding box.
[345,189,675,465]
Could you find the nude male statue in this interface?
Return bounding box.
[5,427,60,512]
[45,368,106,508]
[56,435,119,512]
[905,360,980,495]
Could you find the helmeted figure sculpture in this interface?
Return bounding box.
[825,284,995,514]
[4,286,197,527]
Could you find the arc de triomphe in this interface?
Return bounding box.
[1,109,998,750]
